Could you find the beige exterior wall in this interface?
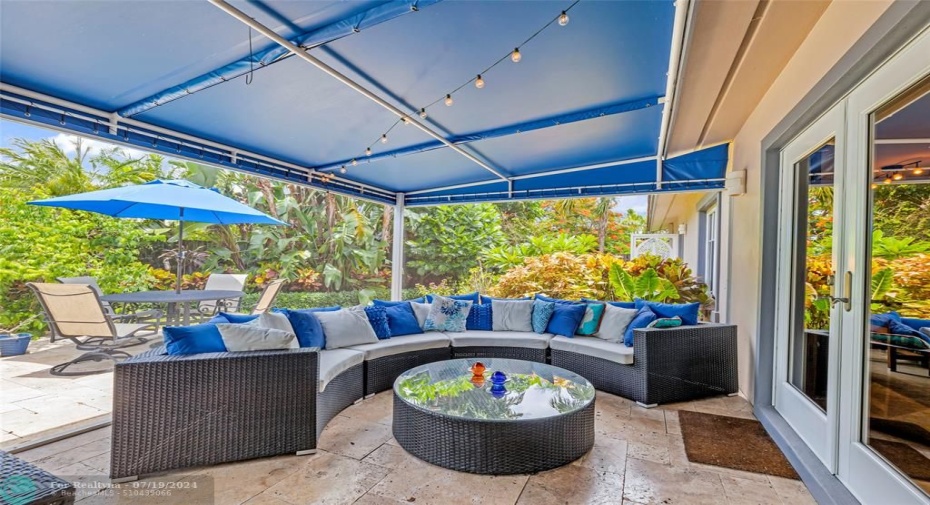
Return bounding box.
[727,0,892,402]
[648,191,708,270]
[657,0,894,403]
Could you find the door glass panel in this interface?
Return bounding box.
[789,141,836,412]
[864,76,930,496]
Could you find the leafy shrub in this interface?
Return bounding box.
[490,252,619,300]
[238,288,423,311]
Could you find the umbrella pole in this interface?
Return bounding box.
[176,210,184,294]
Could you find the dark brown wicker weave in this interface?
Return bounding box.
[317,363,364,438]
[392,375,595,475]
[364,347,451,395]
[110,347,318,480]
[0,451,75,505]
[551,323,738,406]
[452,346,547,363]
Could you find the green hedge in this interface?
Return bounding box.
[239,288,424,311]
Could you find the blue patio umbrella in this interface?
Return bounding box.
[30,179,286,292]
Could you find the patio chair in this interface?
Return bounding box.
[58,276,162,326]
[197,273,247,318]
[251,279,286,315]
[27,283,157,375]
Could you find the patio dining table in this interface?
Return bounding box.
[101,289,244,326]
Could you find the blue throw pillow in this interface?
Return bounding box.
[426,292,480,304]
[535,294,581,305]
[207,314,230,324]
[164,323,227,355]
[634,299,700,326]
[383,302,423,337]
[546,302,587,337]
[480,294,531,305]
[467,303,493,331]
[217,312,260,324]
[624,307,657,347]
[870,311,901,330]
[364,305,391,339]
[581,298,636,309]
[373,298,426,307]
[888,319,924,338]
[281,308,328,348]
[532,300,556,333]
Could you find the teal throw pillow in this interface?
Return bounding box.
[648,316,683,329]
[576,303,606,336]
[532,300,556,333]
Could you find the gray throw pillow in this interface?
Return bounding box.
[410,301,431,329]
[247,311,295,333]
[595,304,639,343]
[216,324,297,351]
[491,299,534,332]
[315,307,379,349]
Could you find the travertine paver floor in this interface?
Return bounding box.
[13,390,816,505]
[1,336,160,447]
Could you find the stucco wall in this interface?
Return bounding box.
[725,0,893,403]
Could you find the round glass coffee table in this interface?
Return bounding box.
[392,358,596,475]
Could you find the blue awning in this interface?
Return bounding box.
[0,0,728,206]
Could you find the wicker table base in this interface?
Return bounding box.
[392,359,596,475]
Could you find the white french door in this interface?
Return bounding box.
[774,104,846,472]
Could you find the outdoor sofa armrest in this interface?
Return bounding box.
[110,347,318,480]
[631,323,738,405]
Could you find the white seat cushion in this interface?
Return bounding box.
[348,333,450,361]
[318,349,364,393]
[549,336,634,365]
[446,330,553,349]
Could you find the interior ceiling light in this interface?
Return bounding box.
[893,172,904,181]
[475,75,485,89]
[511,48,522,63]
[884,176,893,184]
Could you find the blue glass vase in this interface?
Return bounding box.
[490,371,507,385]
[489,383,507,399]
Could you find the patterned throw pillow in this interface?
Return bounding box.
[873,332,930,350]
[532,300,555,334]
[363,305,391,340]
[576,303,606,336]
[467,303,493,331]
[424,295,473,332]
[647,316,683,329]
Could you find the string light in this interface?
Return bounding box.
[351,159,358,166]
[884,176,893,184]
[345,0,580,173]
[893,172,904,181]
[871,183,878,189]
[340,165,347,174]
[914,163,924,175]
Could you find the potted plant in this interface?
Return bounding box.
[0,318,35,357]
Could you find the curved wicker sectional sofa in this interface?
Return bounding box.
[110,323,737,481]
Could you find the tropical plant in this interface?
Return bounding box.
[482,233,597,271]
[871,230,930,259]
[405,204,505,283]
[609,265,679,302]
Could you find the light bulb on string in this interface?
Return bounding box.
[511,48,521,63]
[419,108,428,119]
[351,159,358,167]
[340,165,347,174]
[559,11,569,26]
[914,164,924,175]
[884,176,893,184]
[893,172,904,181]
[381,134,388,144]
[365,147,372,156]
[475,75,485,89]
[401,117,409,125]
[871,183,878,189]
[444,94,454,106]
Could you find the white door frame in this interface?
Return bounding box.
[837,25,930,505]
[773,104,846,473]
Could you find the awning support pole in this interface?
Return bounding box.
[208,0,509,182]
[391,193,405,301]
[656,0,690,189]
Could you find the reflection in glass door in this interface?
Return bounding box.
[862,75,930,498]
[775,104,845,471]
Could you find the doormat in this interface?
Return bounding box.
[678,410,799,480]
[870,439,930,481]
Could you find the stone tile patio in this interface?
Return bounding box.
[1,336,160,447]
[11,389,815,504]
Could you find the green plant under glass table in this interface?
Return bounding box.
[392,358,596,475]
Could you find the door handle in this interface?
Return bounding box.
[842,271,852,312]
